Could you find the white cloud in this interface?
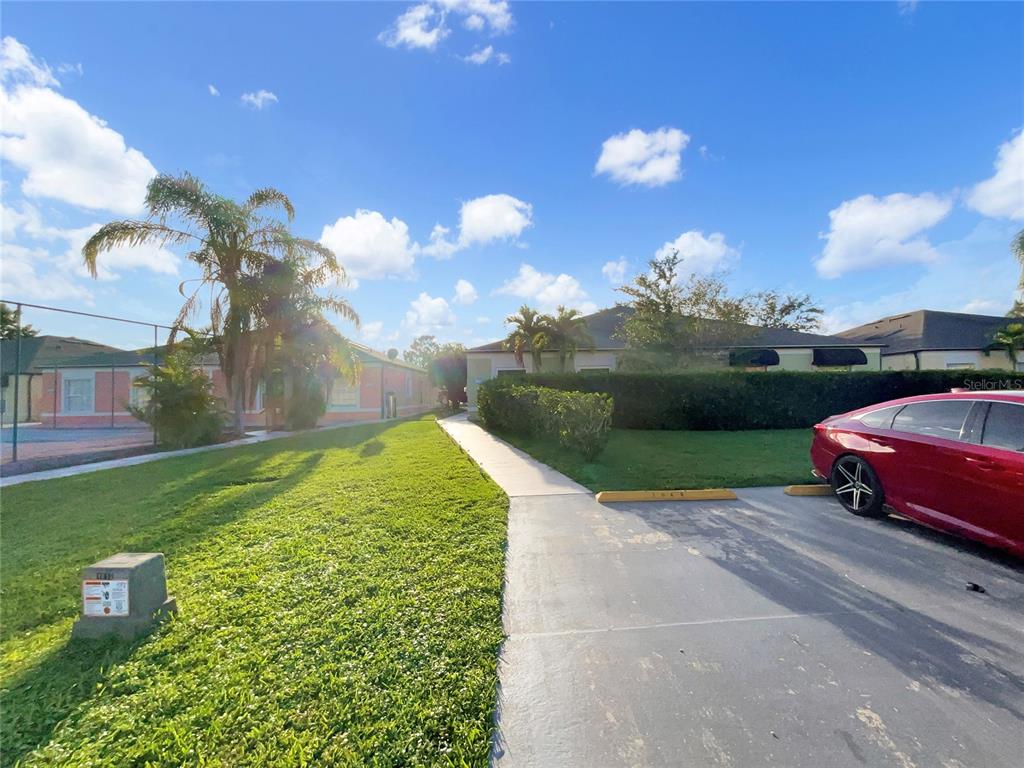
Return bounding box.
[423,193,532,257]
[601,257,629,285]
[457,193,532,246]
[360,320,384,342]
[381,1,512,53]
[208,84,219,96]
[595,127,690,187]
[439,0,513,33]
[319,209,417,282]
[476,316,491,324]
[820,221,1020,332]
[815,192,953,278]
[403,292,456,333]
[380,3,449,50]
[56,62,83,77]
[0,243,93,303]
[966,131,1024,221]
[240,89,278,109]
[1,40,157,215]
[496,264,597,314]
[1,36,58,87]
[462,45,510,65]
[453,278,478,304]
[898,1,919,17]
[655,230,739,276]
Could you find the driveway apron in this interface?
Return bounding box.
[439,414,1024,768]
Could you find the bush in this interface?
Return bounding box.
[519,369,1018,430]
[478,380,613,459]
[285,375,327,430]
[129,343,225,449]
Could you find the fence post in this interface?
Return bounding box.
[12,303,22,462]
[153,324,158,447]
[111,357,116,428]
[52,366,57,428]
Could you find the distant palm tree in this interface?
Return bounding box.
[504,306,552,372]
[83,173,353,434]
[548,306,594,372]
[993,322,1024,367]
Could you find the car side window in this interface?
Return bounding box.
[981,402,1024,452]
[856,405,903,429]
[890,400,973,441]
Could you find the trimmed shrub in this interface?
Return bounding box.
[519,369,1018,431]
[478,380,613,459]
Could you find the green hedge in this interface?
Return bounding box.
[518,370,1019,430]
[478,380,613,459]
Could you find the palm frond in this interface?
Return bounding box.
[82,221,197,277]
[243,188,296,221]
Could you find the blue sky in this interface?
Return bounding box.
[2,1,1022,352]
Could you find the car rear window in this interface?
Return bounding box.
[981,402,1024,452]
[891,400,973,441]
[856,405,903,429]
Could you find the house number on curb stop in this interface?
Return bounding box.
[83,579,129,616]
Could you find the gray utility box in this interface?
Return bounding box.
[71,552,177,640]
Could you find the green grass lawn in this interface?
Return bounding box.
[1,414,507,767]
[496,427,815,491]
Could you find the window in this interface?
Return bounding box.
[129,376,150,409]
[580,367,611,374]
[405,373,412,399]
[330,378,359,408]
[891,400,973,441]
[496,369,525,377]
[981,402,1024,452]
[946,363,975,370]
[856,405,903,429]
[63,375,94,413]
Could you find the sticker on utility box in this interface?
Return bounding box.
[82,580,129,617]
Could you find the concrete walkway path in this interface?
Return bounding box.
[438,414,1024,768]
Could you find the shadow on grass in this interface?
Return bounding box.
[0,417,435,763]
[627,499,1024,722]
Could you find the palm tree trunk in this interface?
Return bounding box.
[230,340,247,435]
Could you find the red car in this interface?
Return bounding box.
[811,390,1024,558]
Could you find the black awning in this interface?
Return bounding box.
[812,348,868,367]
[729,348,780,367]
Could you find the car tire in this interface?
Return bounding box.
[830,455,886,518]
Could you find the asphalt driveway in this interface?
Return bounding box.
[497,488,1024,767]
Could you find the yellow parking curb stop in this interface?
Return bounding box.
[595,489,738,503]
[784,484,833,497]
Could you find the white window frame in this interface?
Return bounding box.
[946,362,976,370]
[62,371,95,414]
[329,378,359,409]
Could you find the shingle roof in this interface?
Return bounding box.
[468,305,877,353]
[0,336,127,374]
[350,342,427,372]
[836,309,1024,355]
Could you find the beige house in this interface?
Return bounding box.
[837,310,1024,372]
[466,306,883,406]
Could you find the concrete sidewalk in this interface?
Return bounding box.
[437,414,1024,768]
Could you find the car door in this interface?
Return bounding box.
[884,399,977,532]
[954,401,1024,550]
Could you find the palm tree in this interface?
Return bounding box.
[504,306,552,372]
[993,322,1024,367]
[82,173,354,434]
[248,252,360,428]
[548,306,594,372]
[0,303,38,340]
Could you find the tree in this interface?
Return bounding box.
[747,291,823,331]
[404,335,441,369]
[82,173,350,434]
[430,344,467,409]
[504,306,552,371]
[1013,229,1023,289]
[615,251,824,369]
[0,303,38,340]
[993,322,1024,367]
[548,306,594,372]
[247,253,360,430]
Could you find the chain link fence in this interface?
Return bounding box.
[1,301,179,476]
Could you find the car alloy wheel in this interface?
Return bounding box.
[831,455,885,517]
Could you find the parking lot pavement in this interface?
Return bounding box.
[1,425,154,462]
[497,487,1024,767]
